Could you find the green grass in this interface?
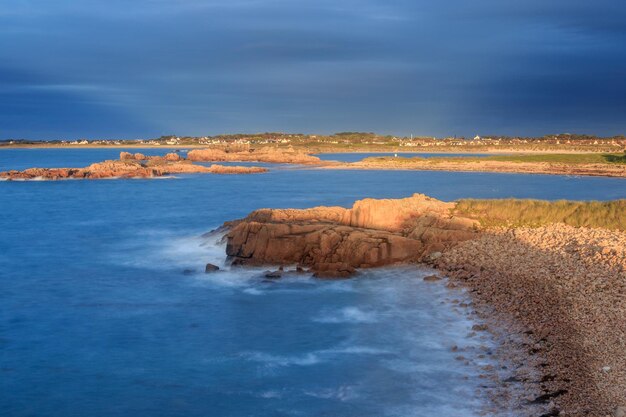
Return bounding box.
[360,153,626,165]
[480,153,626,164]
[455,199,626,231]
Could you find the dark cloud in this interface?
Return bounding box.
[0,0,624,139]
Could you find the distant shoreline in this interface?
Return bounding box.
[0,144,618,155]
[2,146,625,178]
[316,162,626,178]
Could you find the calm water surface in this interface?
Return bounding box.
[1,150,624,417]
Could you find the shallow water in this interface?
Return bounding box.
[0,148,182,171]
[1,150,625,417]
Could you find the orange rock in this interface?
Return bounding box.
[224,194,479,276]
[187,146,321,164]
[0,159,267,180]
[164,152,182,161]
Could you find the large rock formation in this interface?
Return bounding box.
[224,194,479,277]
[187,146,321,164]
[0,159,267,180]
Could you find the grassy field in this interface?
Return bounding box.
[455,199,626,231]
[480,153,626,164]
[361,153,626,165]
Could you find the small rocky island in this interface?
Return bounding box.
[219,193,626,417]
[186,146,322,164]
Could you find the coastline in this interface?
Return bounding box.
[3,146,624,178]
[434,225,626,416]
[317,161,626,178]
[3,147,625,414]
[0,144,621,155]
[219,195,626,416]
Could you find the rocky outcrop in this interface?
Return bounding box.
[164,152,182,161]
[119,151,181,162]
[0,159,268,180]
[187,146,321,164]
[224,194,479,276]
[204,164,267,174]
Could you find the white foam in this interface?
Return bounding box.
[243,351,322,367]
[243,344,390,368]
[325,345,391,355]
[303,385,359,401]
[242,287,265,295]
[258,390,282,399]
[109,229,230,274]
[312,306,379,323]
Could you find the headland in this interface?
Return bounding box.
[217,194,626,416]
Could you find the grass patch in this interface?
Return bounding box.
[361,153,626,165]
[480,153,626,164]
[455,199,626,231]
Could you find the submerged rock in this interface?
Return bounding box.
[312,263,356,278]
[423,274,442,282]
[205,263,220,273]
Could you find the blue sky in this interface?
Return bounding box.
[1,0,625,139]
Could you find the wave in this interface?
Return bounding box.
[325,346,390,355]
[242,344,390,368]
[312,306,379,323]
[243,351,322,367]
[303,385,359,401]
[109,229,229,272]
[257,390,283,399]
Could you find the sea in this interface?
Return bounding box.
[1,149,624,417]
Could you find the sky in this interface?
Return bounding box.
[1,0,625,139]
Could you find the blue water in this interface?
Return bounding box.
[316,152,494,163]
[0,148,184,171]
[1,150,625,417]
